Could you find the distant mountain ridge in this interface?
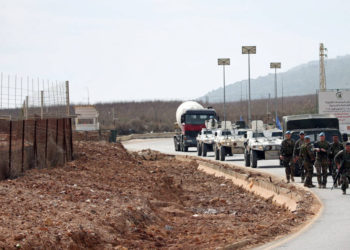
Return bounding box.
[198,55,350,103]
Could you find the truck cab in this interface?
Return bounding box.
[174,108,217,152]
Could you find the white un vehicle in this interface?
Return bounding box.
[244,121,282,168]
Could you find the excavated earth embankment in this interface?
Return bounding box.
[0,142,320,249]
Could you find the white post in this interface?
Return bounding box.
[41,91,44,119]
[25,96,29,119]
[65,81,70,116]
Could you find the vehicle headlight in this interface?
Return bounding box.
[265,145,272,150]
[258,145,264,150]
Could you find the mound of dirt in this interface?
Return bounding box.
[0,141,310,249]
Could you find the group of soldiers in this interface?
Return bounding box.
[280,131,350,195]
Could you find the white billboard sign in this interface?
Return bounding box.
[318,89,350,134]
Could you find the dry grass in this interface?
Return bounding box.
[95,94,317,133]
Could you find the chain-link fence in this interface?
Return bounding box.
[0,73,69,119]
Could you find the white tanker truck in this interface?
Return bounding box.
[174,101,217,152]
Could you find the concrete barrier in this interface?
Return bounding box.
[117,132,176,142]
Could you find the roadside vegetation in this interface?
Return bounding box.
[95,94,317,134]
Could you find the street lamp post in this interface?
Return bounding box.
[218,58,230,130]
[270,62,281,126]
[242,46,256,126]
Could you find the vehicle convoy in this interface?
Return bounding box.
[283,114,348,175]
[213,121,246,161]
[174,101,217,152]
[244,121,282,168]
[196,119,218,156]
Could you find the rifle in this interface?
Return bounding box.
[332,160,345,190]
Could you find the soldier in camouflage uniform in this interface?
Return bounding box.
[293,131,305,183]
[328,135,344,187]
[314,132,330,188]
[299,136,315,188]
[334,142,350,195]
[280,131,295,183]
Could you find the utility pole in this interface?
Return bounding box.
[270,62,281,126]
[319,43,327,90]
[218,58,230,130]
[242,46,256,125]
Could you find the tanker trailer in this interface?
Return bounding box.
[174,101,217,152]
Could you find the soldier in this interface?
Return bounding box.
[299,136,315,187]
[280,131,295,183]
[329,135,344,187]
[334,142,350,195]
[294,131,305,183]
[314,132,330,188]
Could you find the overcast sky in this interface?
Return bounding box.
[1,0,350,103]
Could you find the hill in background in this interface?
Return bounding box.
[199,55,350,103]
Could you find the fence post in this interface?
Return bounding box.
[45,119,48,166]
[65,81,70,117]
[25,96,29,120]
[21,120,25,173]
[63,118,67,163]
[41,91,44,119]
[8,121,12,177]
[69,118,73,160]
[33,120,37,169]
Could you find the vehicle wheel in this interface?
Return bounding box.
[251,150,258,168]
[197,143,202,156]
[184,146,188,152]
[229,149,233,156]
[202,143,207,157]
[215,146,219,160]
[220,146,225,161]
[244,149,250,166]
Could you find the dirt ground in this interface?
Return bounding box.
[0,142,313,249]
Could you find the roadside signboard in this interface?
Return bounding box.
[318,89,350,134]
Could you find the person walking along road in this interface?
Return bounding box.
[334,142,350,195]
[294,131,305,182]
[329,135,344,187]
[280,131,295,183]
[314,132,330,189]
[300,136,315,188]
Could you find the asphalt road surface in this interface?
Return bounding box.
[123,138,350,250]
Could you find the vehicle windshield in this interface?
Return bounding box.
[185,114,214,125]
[237,131,247,136]
[203,130,212,135]
[272,132,283,137]
[253,132,265,138]
[222,131,232,136]
[291,130,342,143]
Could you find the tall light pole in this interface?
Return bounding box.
[270,62,281,125]
[242,46,256,126]
[218,58,230,130]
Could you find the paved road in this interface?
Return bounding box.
[123,138,350,249]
